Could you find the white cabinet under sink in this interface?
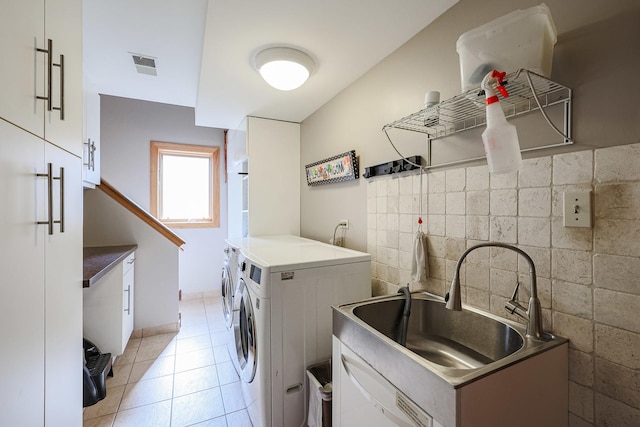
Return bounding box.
[333,336,568,427]
[83,251,136,356]
[334,339,443,427]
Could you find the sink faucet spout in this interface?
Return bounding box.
[445,242,545,340]
[397,286,412,346]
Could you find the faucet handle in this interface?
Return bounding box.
[506,281,528,320]
[510,282,521,301]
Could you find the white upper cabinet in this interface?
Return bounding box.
[227,117,301,238]
[246,117,300,237]
[0,0,83,157]
[0,0,45,137]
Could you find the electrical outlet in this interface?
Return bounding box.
[563,191,592,228]
[340,219,349,228]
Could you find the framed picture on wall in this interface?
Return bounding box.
[305,150,359,186]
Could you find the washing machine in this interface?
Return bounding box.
[233,239,371,427]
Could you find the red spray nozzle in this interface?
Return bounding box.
[491,70,507,82]
[491,70,509,98]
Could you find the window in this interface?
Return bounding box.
[150,141,220,228]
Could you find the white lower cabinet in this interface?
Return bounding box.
[44,137,83,426]
[333,335,568,427]
[333,338,441,427]
[0,119,83,426]
[0,119,46,427]
[122,254,135,351]
[84,252,135,356]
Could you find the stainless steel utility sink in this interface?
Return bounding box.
[333,292,569,426]
[352,297,524,369]
[333,292,566,388]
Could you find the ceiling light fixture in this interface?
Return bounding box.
[254,47,314,91]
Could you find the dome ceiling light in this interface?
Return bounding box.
[254,47,314,91]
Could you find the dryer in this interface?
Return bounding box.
[233,240,371,427]
[222,239,243,374]
[224,235,325,375]
[222,240,240,330]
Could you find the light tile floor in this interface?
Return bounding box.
[83,295,251,427]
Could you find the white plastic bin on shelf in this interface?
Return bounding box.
[456,3,557,91]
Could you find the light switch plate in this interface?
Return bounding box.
[563,191,592,228]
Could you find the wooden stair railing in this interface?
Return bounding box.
[97,179,186,248]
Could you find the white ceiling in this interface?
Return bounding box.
[84,0,458,131]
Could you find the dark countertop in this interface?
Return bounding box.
[83,245,138,288]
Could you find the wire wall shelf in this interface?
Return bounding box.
[382,69,572,142]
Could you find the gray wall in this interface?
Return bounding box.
[300,0,640,252]
[300,0,640,425]
[99,95,227,295]
[84,189,180,330]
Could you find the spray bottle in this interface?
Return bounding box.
[481,70,522,173]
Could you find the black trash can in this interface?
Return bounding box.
[307,360,332,427]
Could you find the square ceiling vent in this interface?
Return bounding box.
[131,54,157,76]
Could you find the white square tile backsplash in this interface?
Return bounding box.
[367,142,640,424]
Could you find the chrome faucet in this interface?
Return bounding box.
[445,242,545,340]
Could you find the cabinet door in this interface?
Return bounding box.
[122,257,135,351]
[0,120,46,426]
[246,117,300,236]
[83,87,101,186]
[334,341,434,427]
[44,0,83,157]
[0,0,46,137]
[0,0,82,156]
[83,265,124,356]
[44,142,83,426]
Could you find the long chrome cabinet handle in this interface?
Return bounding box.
[52,54,64,120]
[124,285,131,314]
[36,164,65,235]
[55,166,64,232]
[83,139,95,170]
[36,39,53,111]
[36,163,54,235]
[83,140,90,167]
[90,140,96,171]
[35,39,64,119]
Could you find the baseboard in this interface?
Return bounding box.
[181,290,222,300]
[131,321,180,339]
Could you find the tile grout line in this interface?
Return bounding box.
[85,296,246,426]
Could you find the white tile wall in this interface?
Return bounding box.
[367,142,640,426]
